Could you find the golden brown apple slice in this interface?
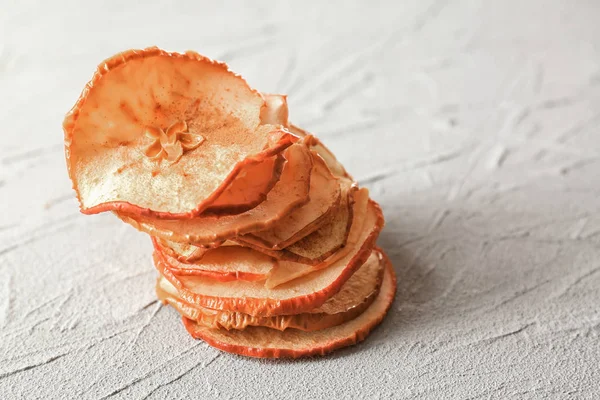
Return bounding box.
[182,250,396,358]
[239,153,342,250]
[202,153,286,215]
[236,183,358,265]
[157,248,383,331]
[154,238,214,263]
[282,182,355,259]
[264,188,371,288]
[154,238,238,263]
[153,199,383,316]
[155,243,275,282]
[116,143,312,245]
[64,47,297,218]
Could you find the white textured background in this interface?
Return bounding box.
[1,1,600,399]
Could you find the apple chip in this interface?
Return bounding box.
[157,249,383,331]
[154,238,214,263]
[239,153,342,250]
[116,143,312,245]
[236,182,358,265]
[153,199,384,316]
[64,47,296,218]
[203,153,286,215]
[264,189,371,288]
[155,238,240,263]
[155,242,275,282]
[182,250,396,358]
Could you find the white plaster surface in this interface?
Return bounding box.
[1,1,600,398]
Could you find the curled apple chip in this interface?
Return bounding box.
[155,238,239,263]
[264,190,372,288]
[64,47,297,218]
[153,199,383,316]
[116,143,312,245]
[282,182,356,260]
[237,182,358,265]
[154,238,214,263]
[155,241,275,282]
[203,153,286,215]
[182,250,396,358]
[239,153,342,250]
[157,249,383,331]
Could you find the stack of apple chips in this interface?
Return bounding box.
[64,48,396,358]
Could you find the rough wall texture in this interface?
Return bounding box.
[1,0,599,399]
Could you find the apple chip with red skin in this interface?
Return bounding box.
[153,199,383,316]
[157,249,384,331]
[116,143,313,246]
[64,47,296,219]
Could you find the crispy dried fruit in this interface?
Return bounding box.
[155,240,274,282]
[64,47,297,218]
[153,199,384,316]
[264,188,371,288]
[236,182,357,265]
[202,153,286,215]
[283,182,355,260]
[182,249,396,358]
[239,153,342,250]
[157,249,383,331]
[116,143,312,245]
[154,238,214,263]
[155,238,239,263]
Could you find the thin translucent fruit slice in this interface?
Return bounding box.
[202,153,286,215]
[157,248,383,331]
[64,47,296,218]
[236,181,357,265]
[116,142,312,245]
[155,238,234,263]
[153,199,384,316]
[154,238,274,282]
[264,188,370,288]
[239,152,342,250]
[182,249,396,358]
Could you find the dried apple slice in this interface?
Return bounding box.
[155,243,275,282]
[153,199,384,316]
[157,249,383,331]
[182,249,396,358]
[239,153,342,250]
[264,188,371,288]
[155,238,238,263]
[116,143,312,245]
[282,183,356,260]
[236,182,357,265]
[64,47,297,218]
[154,238,214,263]
[202,153,286,215]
